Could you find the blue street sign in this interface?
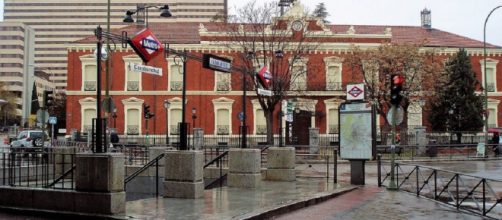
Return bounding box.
[48,116,57,125]
[238,112,245,121]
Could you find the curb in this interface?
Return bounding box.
[238,185,360,220]
[0,205,127,220]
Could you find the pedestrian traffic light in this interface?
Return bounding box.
[390,75,404,106]
[143,104,154,119]
[43,90,54,108]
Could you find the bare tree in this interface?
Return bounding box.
[345,43,445,130]
[216,1,320,144]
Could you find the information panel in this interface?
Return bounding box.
[339,102,374,160]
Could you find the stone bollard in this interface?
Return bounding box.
[228,148,261,188]
[265,147,295,181]
[75,153,125,214]
[164,150,204,199]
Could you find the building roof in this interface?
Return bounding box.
[75,22,500,49]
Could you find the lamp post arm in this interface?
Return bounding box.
[483,5,502,144]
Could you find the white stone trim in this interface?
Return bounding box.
[79,54,96,91]
[480,58,499,93]
[123,55,143,91]
[121,97,144,135]
[324,98,343,134]
[212,97,235,135]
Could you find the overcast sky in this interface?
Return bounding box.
[228,0,502,47]
[0,0,501,46]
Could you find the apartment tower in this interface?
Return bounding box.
[3,0,228,91]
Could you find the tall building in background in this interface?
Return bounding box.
[3,0,228,91]
[0,21,39,123]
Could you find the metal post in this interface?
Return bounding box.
[334,149,337,184]
[279,111,283,147]
[377,154,381,187]
[241,69,247,148]
[388,105,397,190]
[180,51,188,150]
[165,109,169,145]
[95,26,103,153]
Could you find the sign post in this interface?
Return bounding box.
[49,116,57,145]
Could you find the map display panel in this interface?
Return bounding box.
[339,102,373,160]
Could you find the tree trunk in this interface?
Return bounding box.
[265,110,274,145]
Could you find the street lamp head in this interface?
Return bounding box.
[160,5,172,18]
[246,51,255,60]
[163,100,170,109]
[123,10,136,23]
[192,107,196,115]
[275,50,284,58]
[294,107,300,114]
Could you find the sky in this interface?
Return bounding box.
[228,0,502,47]
[0,0,501,46]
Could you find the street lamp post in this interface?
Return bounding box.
[164,100,170,145]
[0,99,7,127]
[123,4,172,28]
[112,108,117,128]
[483,5,502,145]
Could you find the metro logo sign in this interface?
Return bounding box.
[346,83,365,101]
[128,28,164,63]
[257,66,272,89]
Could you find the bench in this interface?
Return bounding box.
[376,146,403,156]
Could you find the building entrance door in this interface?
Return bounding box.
[286,110,311,145]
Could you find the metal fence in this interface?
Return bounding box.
[0,147,76,190]
[378,161,502,219]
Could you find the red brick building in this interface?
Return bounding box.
[66,6,502,144]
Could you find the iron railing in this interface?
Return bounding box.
[0,147,76,190]
[378,159,502,219]
[124,153,164,197]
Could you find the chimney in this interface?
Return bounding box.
[421,8,431,29]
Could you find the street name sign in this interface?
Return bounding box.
[257,88,273,96]
[202,54,232,73]
[129,63,162,76]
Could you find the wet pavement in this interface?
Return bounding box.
[0,159,501,219]
[276,186,484,220]
[124,178,350,220]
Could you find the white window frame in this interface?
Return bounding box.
[122,97,144,135]
[123,55,143,91]
[488,99,500,128]
[215,71,231,92]
[251,99,267,135]
[79,97,97,132]
[289,57,308,91]
[324,56,343,91]
[167,56,184,91]
[166,97,183,135]
[324,98,343,134]
[480,58,499,92]
[80,55,97,91]
[212,97,234,135]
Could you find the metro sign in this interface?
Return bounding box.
[346,84,365,101]
[128,28,164,63]
[257,66,272,89]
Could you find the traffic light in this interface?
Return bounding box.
[143,104,155,119]
[43,90,54,108]
[390,75,404,106]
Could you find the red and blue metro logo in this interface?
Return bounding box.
[128,28,164,63]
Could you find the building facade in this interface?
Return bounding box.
[0,22,40,121]
[3,0,228,91]
[65,5,502,144]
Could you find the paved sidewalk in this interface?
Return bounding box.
[124,178,355,220]
[275,186,483,220]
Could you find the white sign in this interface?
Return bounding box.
[129,63,162,76]
[339,102,373,160]
[257,88,273,96]
[346,84,365,101]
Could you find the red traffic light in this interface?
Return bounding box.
[392,75,405,86]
